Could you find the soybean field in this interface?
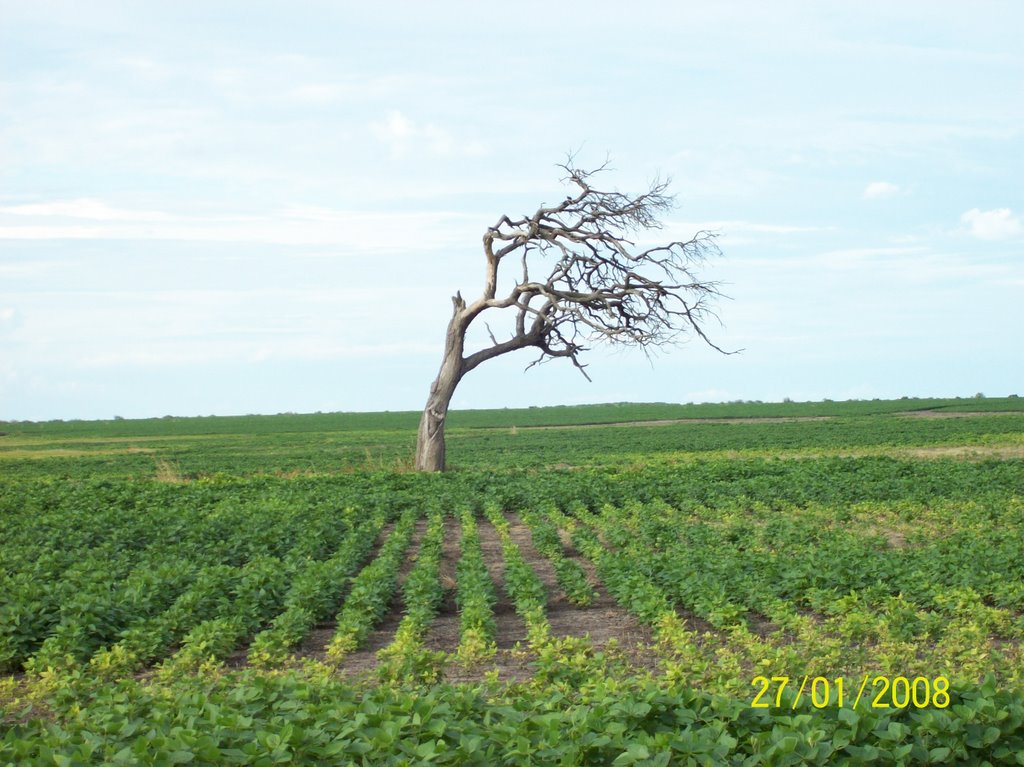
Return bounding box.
[2,398,1024,765]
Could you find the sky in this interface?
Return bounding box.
[1,1,1022,421]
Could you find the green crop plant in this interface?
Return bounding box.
[483,502,550,646]
[454,509,497,663]
[520,505,597,606]
[248,511,386,667]
[324,511,417,663]
[377,509,448,682]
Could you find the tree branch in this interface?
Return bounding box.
[462,156,733,380]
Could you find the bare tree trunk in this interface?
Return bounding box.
[415,295,466,471]
[414,358,461,471]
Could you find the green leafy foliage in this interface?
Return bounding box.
[324,510,418,663]
[454,509,497,663]
[377,509,448,681]
[248,511,387,667]
[1,400,1022,761]
[3,671,1024,765]
[520,505,597,606]
[484,502,549,645]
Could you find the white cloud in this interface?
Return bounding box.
[803,246,1010,283]
[375,111,416,140]
[816,246,928,264]
[0,260,66,278]
[961,208,1023,241]
[0,306,23,341]
[79,340,438,369]
[863,181,900,200]
[290,83,343,104]
[704,221,826,235]
[0,201,480,249]
[653,220,827,247]
[370,110,487,158]
[0,198,173,221]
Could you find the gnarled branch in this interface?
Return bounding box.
[465,157,734,375]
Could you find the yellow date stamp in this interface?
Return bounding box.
[751,675,950,710]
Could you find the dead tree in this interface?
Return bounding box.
[415,158,729,471]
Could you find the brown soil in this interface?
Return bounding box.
[419,515,539,685]
[439,512,662,682]
[553,517,718,642]
[506,513,653,651]
[746,612,782,639]
[225,511,720,682]
[421,515,463,654]
[880,529,908,548]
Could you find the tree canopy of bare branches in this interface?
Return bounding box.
[415,158,729,471]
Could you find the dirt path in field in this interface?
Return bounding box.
[899,409,1019,419]
[898,445,1024,460]
[507,408,1022,433]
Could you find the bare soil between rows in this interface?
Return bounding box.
[235,511,668,682]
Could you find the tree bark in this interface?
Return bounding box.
[415,295,466,471]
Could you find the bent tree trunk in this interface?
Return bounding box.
[415,295,467,471]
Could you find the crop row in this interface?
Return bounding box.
[483,502,549,645]
[248,511,388,667]
[3,457,1022,691]
[377,509,447,677]
[543,495,1024,690]
[519,504,596,606]
[454,509,497,662]
[325,510,419,663]
[3,509,392,675]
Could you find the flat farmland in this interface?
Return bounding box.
[2,399,1024,765]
